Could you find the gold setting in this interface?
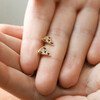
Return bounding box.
[38,46,50,56]
[42,36,54,46]
[38,36,54,57]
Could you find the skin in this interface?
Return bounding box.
[0,24,100,100]
[0,88,19,100]
[20,0,100,95]
[87,15,100,64]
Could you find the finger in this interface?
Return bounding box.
[57,63,100,98]
[0,62,36,100]
[87,15,100,65]
[36,0,77,95]
[59,4,99,88]
[0,61,62,100]
[0,32,21,54]
[0,24,23,39]
[0,42,21,70]
[20,0,56,74]
[56,96,87,100]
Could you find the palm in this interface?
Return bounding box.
[0,25,100,100]
[56,63,100,100]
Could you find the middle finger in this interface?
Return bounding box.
[36,0,78,95]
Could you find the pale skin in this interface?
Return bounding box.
[0,89,19,100]
[1,24,100,100]
[20,0,100,95]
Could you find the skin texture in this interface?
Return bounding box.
[87,15,100,64]
[0,88,19,100]
[0,25,100,100]
[20,0,100,95]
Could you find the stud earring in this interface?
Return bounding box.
[38,46,50,56]
[42,36,54,46]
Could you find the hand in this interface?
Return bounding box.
[56,90,100,100]
[20,0,100,95]
[0,24,100,100]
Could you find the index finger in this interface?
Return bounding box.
[0,24,23,39]
[20,0,56,74]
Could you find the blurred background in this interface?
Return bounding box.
[0,0,28,25]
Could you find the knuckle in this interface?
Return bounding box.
[59,0,100,10]
[50,27,70,40]
[74,25,93,37]
[67,53,81,69]
[61,0,82,10]
[51,57,62,64]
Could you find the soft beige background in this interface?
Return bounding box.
[0,0,27,99]
[0,0,27,25]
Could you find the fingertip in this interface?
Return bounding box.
[0,24,23,39]
[0,24,8,33]
[20,62,36,75]
[20,55,38,75]
[59,70,79,88]
[35,74,56,96]
[20,40,41,75]
[87,48,100,65]
[20,51,38,75]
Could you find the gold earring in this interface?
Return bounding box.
[38,46,50,56]
[42,36,54,46]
